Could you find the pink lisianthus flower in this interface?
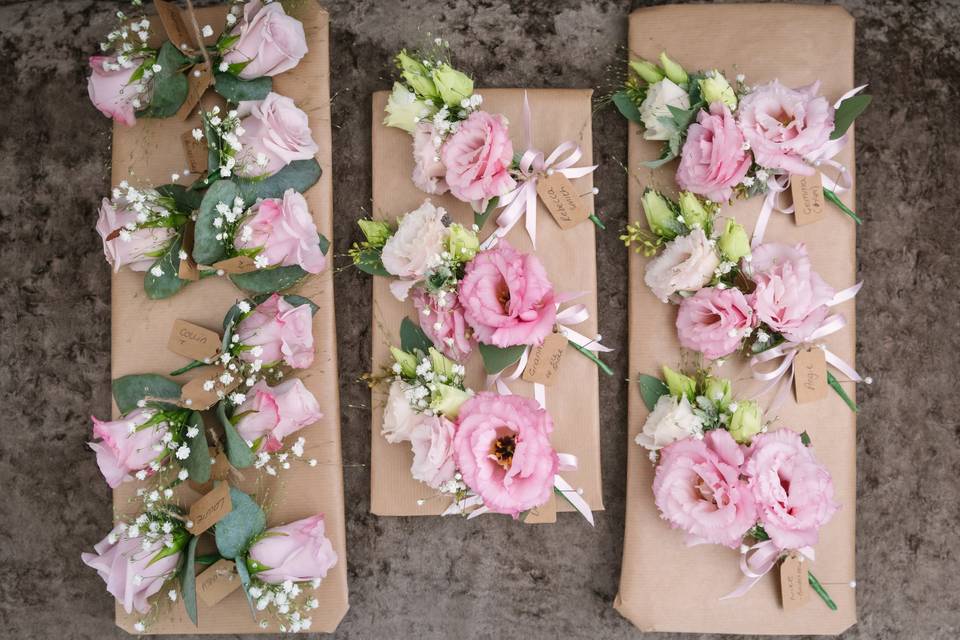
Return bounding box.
[87,55,147,126]
[743,429,839,550]
[248,515,337,584]
[236,92,319,177]
[457,242,557,348]
[409,416,457,489]
[221,0,308,80]
[441,110,516,209]
[453,392,559,517]
[750,242,834,342]
[234,379,322,453]
[89,409,167,488]
[653,429,757,548]
[412,290,475,362]
[96,197,175,272]
[412,122,449,195]
[676,287,756,360]
[676,102,752,203]
[235,294,315,369]
[234,189,326,273]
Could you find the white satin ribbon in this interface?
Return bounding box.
[720,541,815,600]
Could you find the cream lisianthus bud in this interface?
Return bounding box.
[678,191,712,229]
[728,400,763,444]
[641,189,682,239]
[431,63,474,108]
[700,71,738,110]
[659,52,688,85]
[718,219,751,263]
[629,58,664,84]
[662,366,697,401]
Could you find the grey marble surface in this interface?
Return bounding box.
[1,0,959,638]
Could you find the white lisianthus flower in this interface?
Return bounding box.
[381,381,423,444]
[381,200,448,300]
[635,394,704,451]
[644,228,721,302]
[384,82,437,133]
[639,78,691,141]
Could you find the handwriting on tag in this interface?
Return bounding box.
[794,347,828,404]
[197,559,242,608]
[212,255,259,274]
[181,130,208,175]
[524,491,557,524]
[522,333,567,385]
[780,552,810,610]
[154,0,195,53]
[176,65,213,121]
[536,173,591,230]
[181,369,241,410]
[187,482,232,535]
[168,319,221,362]
[791,172,826,226]
[177,221,200,281]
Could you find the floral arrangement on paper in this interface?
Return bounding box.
[635,366,839,610]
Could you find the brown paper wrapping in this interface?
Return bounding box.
[615,5,858,635]
[369,89,604,517]
[108,3,348,634]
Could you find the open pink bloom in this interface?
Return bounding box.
[751,243,834,342]
[237,92,319,177]
[87,55,146,126]
[676,287,756,360]
[236,294,315,369]
[676,102,752,203]
[409,416,457,489]
[235,379,322,453]
[412,290,475,362]
[653,429,757,548]
[738,80,834,176]
[458,242,557,347]
[441,110,516,208]
[248,514,337,584]
[96,198,175,272]
[412,122,448,195]
[82,525,183,614]
[744,430,838,550]
[453,392,558,517]
[222,0,308,79]
[235,189,326,273]
[89,409,167,488]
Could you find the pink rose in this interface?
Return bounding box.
[458,242,557,348]
[412,290,475,362]
[248,514,337,584]
[744,430,838,549]
[653,429,757,548]
[237,92,319,177]
[751,243,834,342]
[96,197,175,272]
[234,189,326,273]
[222,0,308,80]
[235,379,322,453]
[738,80,834,176]
[453,392,558,517]
[412,122,448,195]
[676,102,752,203]
[87,55,145,126]
[441,110,516,208]
[89,409,167,488]
[236,294,315,369]
[409,416,457,489]
[676,287,756,360]
[81,525,183,614]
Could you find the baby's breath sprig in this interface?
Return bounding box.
[246,576,321,633]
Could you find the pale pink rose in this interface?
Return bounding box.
[676,102,752,203]
[380,200,448,301]
[644,228,721,302]
[381,380,422,443]
[248,514,337,584]
[453,392,559,517]
[412,290,475,362]
[96,197,175,272]
[235,293,314,369]
[235,379,322,453]
[222,0,308,80]
[458,242,557,348]
[676,287,756,360]
[234,189,326,273]
[237,92,319,177]
[653,429,756,548]
[89,409,167,488]
[738,80,834,176]
[744,429,838,550]
[751,243,834,342]
[87,55,146,126]
[441,110,516,208]
[409,416,457,489]
[82,525,183,614]
[412,122,448,195]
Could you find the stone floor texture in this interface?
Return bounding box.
[1,0,959,638]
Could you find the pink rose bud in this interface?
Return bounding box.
[87,55,146,126]
[236,92,319,177]
[676,102,752,203]
[750,242,834,342]
[235,294,315,369]
[222,0,308,80]
[235,379,322,452]
[89,409,168,488]
[234,189,326,273]
[412,290,475,362]
[248,514,337,584]
[96,197,175,272]
[440,110,516,209]
[676,286,756,360]
[411,122,449,195]
[409,416,457,489]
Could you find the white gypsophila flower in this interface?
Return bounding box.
[175,445,191,460]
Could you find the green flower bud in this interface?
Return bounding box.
[383,82,436,133]
[699,71,737,110]
[357,219,392,247]
[659,52,688,85]
[447,223,479,262]
[678,191,712,229]
[432,383,470,419]
[718,219,751,263]
[641,189,682,240]
[704,376,732,408]
[432,63,474,108]
[662,365,696,401]
[629,58,664,84]
[390,347,417,378]
[428,347,456,381]
[727,400,763,444]
[396,50,439,99]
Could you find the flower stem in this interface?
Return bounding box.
[808,570,837,611]
[568,340,613,376]
[589,214,606,230]
[170,359,207,377]
[826,371,858,413]
[823,188,862,224]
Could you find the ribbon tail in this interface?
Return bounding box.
[553,475,594,526]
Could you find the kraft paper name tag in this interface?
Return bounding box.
[181,130,208,175]
[181,369,241,410]
[523,491,557,524]
[187,482,231,535]
[188,448,231,493]
[522,333,567,385]
[780,552,811,610]
[536,173,591,230]
[154,0,195,53]
[794,346,829,403]
[791,172,826,226]
[176,65,213,121]
[168,319,221,362]
[212,255,259,274]
[177,221,200,281]
[197,559,242,608]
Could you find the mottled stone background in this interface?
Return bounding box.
[2,0,958,638]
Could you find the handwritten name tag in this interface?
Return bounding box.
[522,333,567,386]
[187,482,231,535]
[791,172,826,226]
[168,319,221,362]
[536,173,591,230]
[794,347,828,404]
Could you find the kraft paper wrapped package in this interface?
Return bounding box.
[369,89,604,517]
[615,5,858,635]
[108,3,349,633]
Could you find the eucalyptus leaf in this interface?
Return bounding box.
[478,343,526,375]
[217,401,255,469]
[183,411,211,483]
[194,180,239,265]
[213,72,272,103]
[139,42,190,118]
[144,237,191,299]
[215,487,267,560]
[112,374,182,414]
[235,159,322,206]
[230,265,308,294]
[637,373,670,412]
[156,183,203,214]
[400,317,434,353]
[612,91,643,124]
[831,94,871,140]
[234,558,256,614]
[180,535,199,626]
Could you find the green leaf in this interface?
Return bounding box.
[800,430,812,447]
[318,233,330,255]
[144,236,191,299]
[354,247,389,276]
[139,42,190,119]
[230,265,308,294]
[827,371,858,413]
[217,401,255,469]
[478,343,526,375]
[112,374,182,414]
[474,196,499,231]
[193,180,239,265]
[156,184,203,213]
[830,94,871,140]
[234,159,322,207]
[400,317,434,353]
[612,90,643,124]
[213,72,272,103]
[215,487,267,560]
[180,535,199,626]
[637,373,670,412]
[183,411,211,483]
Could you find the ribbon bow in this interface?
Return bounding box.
[720,541,815,600]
